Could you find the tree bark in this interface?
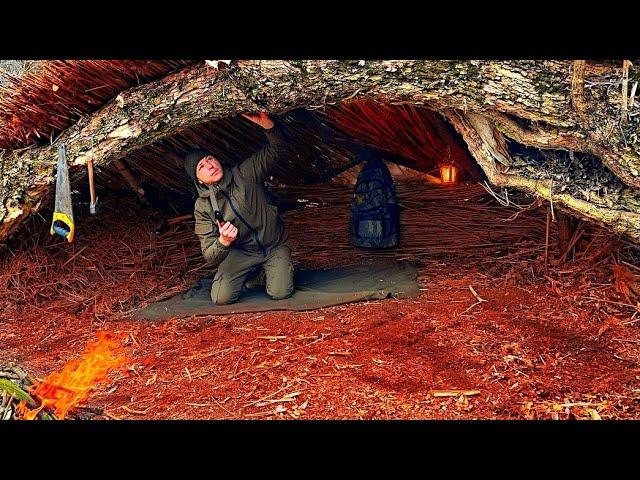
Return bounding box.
[1,60,640,242]
[442,110,640,243]
[571,60,587,114]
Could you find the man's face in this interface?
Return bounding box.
[196,156,223,185]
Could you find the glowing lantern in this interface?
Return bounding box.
[439,164,458,185]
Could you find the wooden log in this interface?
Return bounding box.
[1,60,640,243]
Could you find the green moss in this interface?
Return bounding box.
[466,62,481,80]
[533,69,566,95]
[436,61,484,101]
[289,60,308,74]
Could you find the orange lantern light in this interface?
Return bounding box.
[439,164,458,185]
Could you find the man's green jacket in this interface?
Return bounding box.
[193,126,289,268]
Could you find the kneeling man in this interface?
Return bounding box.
[184,112,293,305]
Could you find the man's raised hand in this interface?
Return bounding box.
[241,111,274,130]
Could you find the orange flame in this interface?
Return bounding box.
[17,331,126,420]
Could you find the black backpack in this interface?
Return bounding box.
[349,153,399,249]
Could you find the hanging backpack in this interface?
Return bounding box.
[349,153,399,249]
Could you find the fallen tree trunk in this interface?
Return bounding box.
[443,110,640,242]
[1,60,639,242]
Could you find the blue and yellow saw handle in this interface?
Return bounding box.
[50,212,75,242]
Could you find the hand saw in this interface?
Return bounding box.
[50,144,75,242]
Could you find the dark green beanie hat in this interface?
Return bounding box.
[184,149,214,182]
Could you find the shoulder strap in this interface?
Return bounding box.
[209,185,220,213]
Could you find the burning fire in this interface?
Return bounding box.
[17,331,126,420]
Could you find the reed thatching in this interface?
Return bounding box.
[0,181,558,323]
[324,101,482,179]
[0,60,195,149]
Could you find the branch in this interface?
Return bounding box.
[443,109,640,243]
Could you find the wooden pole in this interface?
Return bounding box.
[113,158,146,201]
[87,157,97,214]
[622,60,632,126]
[545,206,551,273]
[571,60,587,114]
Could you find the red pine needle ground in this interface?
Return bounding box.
[1,184,639,419]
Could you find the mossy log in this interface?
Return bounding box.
[1,60,639,242]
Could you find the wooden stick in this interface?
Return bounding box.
[87,155,96,213]
[61,245,88,268]
[571,60,587,114]
[244,410,276,418]
[468,285,486,303]
[432,389,480,397]
[545,206,551,272]
[113,158,146,200]
[120,405,148,415]
[460,299,485,315]
[629,81,638,110]
[548,181,555,222]
[622,60,632,125]
[244,383,294,408]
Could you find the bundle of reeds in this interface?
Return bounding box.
[278,182,551,269]
[1,179,637,324]
[323,101,481,180]
[120,112,358,195]
[0,181,547,321]
[0,199,207,323]
[0,60,195,149]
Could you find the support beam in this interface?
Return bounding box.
[113,159,146,202]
